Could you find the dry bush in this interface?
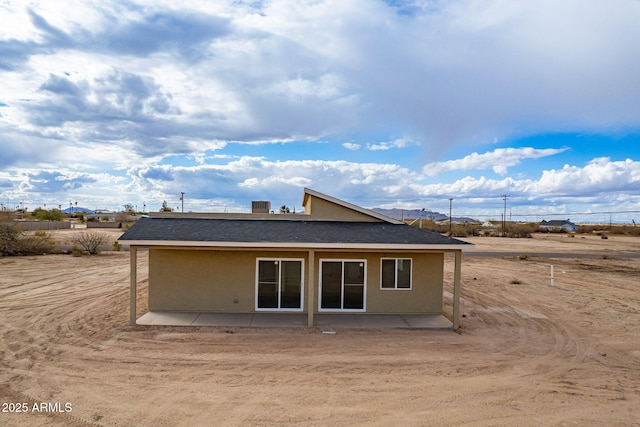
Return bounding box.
[73,231,109,255]
[0,224,54,256]
[506,223,537,238]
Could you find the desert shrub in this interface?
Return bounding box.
[449,224,470,237]
[506,223,537,238]
[33,208,64,221]
[578,224,640,236]
[112,241,121,251]
[509,278,523,284]
[412,220,479,237]
[115,212,132,223]
[73,231,109,255]
[0,224,54,256]
[70,245,83,257]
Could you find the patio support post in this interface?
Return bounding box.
[307,250,315,327]
[452,250,462,330]
[130,246,137,326]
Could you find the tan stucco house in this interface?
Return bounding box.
[118,188,472,329]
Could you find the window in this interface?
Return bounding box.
[256,259,303,310]
[320,260,366,311]
[381,258,412,289]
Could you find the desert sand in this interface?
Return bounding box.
[1,230,639,426]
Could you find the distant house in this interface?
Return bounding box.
[539,219,578,233]
[118,188,473,329]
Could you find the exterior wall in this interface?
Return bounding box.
[304,197,382,222]
[149,249,308,312]
[314,251,443,314]
[148,248,444,314]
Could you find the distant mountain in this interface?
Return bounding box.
[372,208,477,223]
[62,207,95,214]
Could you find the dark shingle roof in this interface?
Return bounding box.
[119,217,470,247]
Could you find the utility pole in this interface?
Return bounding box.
[180,192,185,213]
[449,198,453,236]
[501,194,508,237]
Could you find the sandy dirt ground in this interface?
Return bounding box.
[1,230,639,426]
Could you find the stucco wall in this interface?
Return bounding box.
[314,251,443,314]
[304,197,382,222]
[149,249,306,312]
[148,248,444,314]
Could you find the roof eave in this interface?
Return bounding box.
[119,240,473,251]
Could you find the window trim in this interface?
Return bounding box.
[318,258,367,312]
[255,257,305,311]
[380,257,413,290]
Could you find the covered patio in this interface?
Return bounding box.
[128,247,464,330]
[136,311,453,329]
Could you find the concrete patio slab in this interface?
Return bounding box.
[251,313,307,327]
[402,314,453,329]
[192,313,253,327]
[354,314,408,328]
[136,312,454,330]
[137,311,199,326]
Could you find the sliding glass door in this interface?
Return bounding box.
[320,260,366,311]
[256,259,303,310]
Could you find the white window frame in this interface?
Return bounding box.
[255,258,304,311]
[318,259,367,312]
[380,258,413,290]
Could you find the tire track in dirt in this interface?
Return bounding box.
[2,246,639,425]
[446,255,640,406]
[0,252,147,426]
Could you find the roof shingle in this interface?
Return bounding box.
[119,217,470,247]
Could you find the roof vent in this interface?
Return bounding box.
[252,201,271,214]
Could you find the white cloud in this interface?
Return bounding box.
[424,147,569,176]
[413,158,640,204]
[127,156,420,210]
[532,158,640,197]
[1,0,639,218]
[367,137,417,151]
[342,142,361,151]
[2,0,639,163]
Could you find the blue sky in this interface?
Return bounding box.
[1,0,639,223]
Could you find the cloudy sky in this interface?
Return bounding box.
[1,0,639,222]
